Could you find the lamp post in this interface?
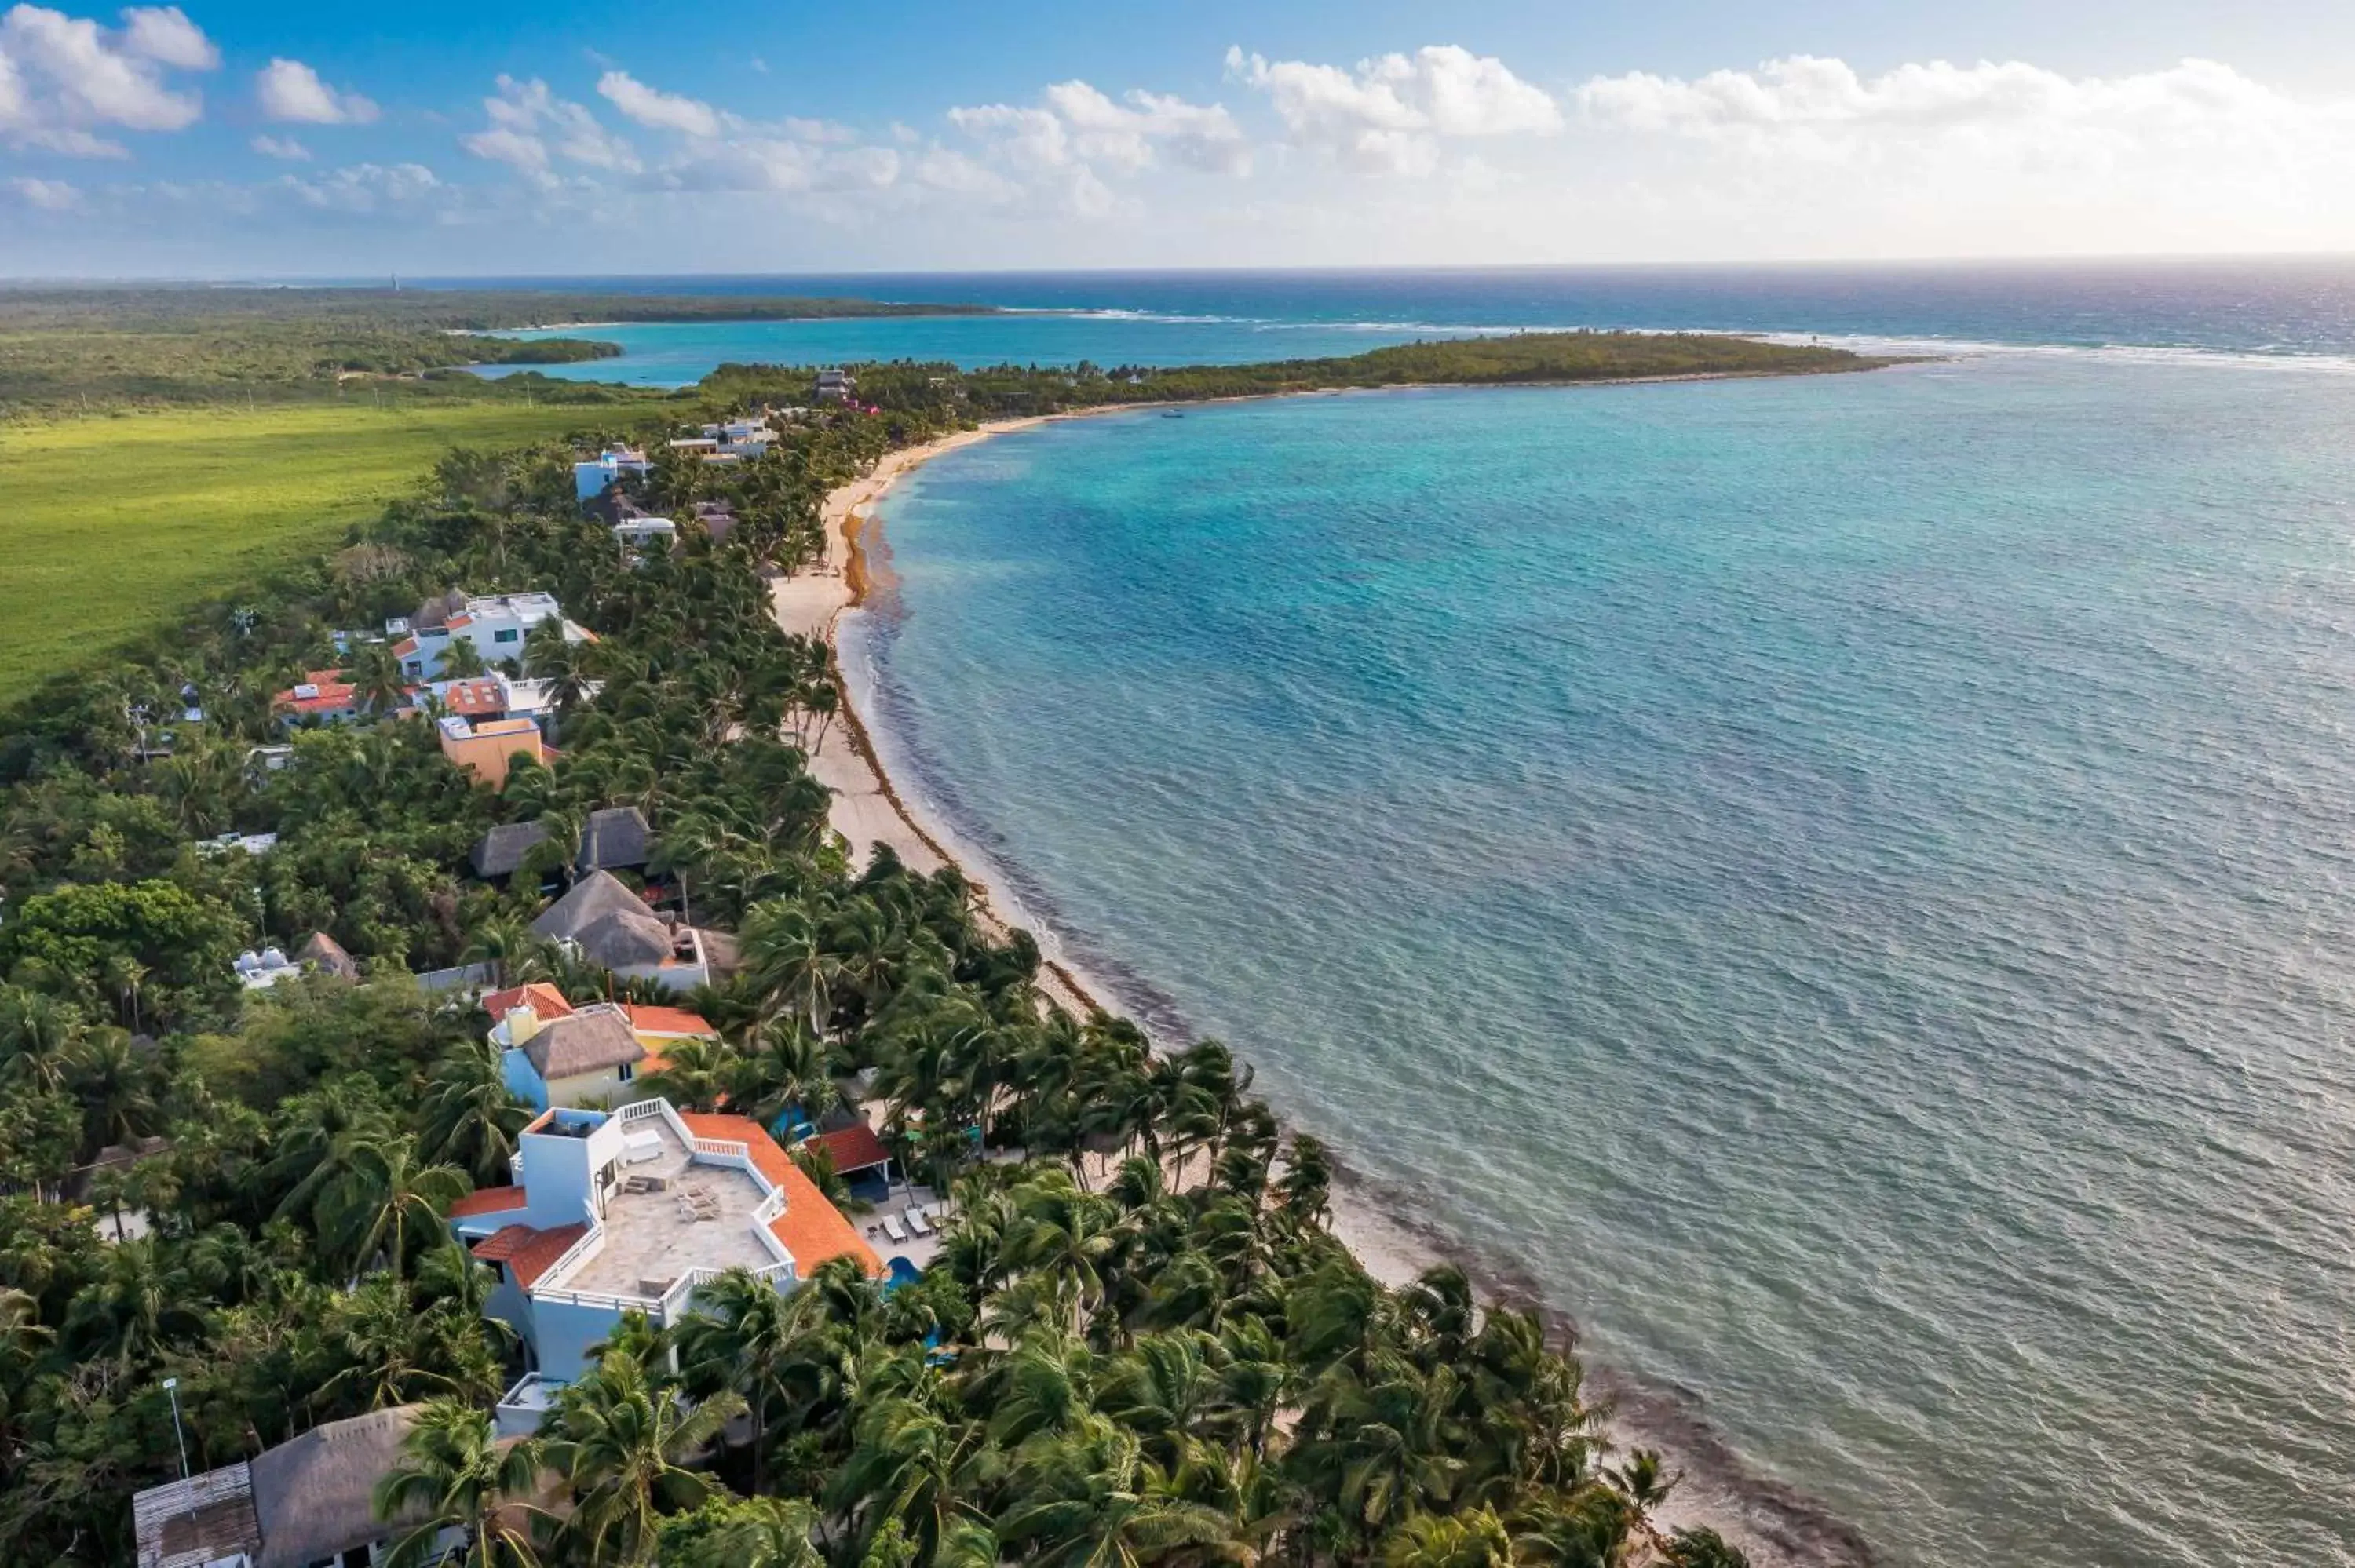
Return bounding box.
[162,1375,190,1480]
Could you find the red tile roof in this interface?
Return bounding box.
[449,1185,528,1218]
[483,983,574,1022]
[679,1111,882,1278]
[472,1222,589,1289]
[813,1123,893,1175]
[621,1003,714,1037]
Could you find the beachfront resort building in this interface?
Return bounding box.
[448,1099,879,1433]
[388,590,589,683]
[484,981,717,1110]
[815,368,856,403]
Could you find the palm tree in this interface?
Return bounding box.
[374,1398,552,1568]
[671,1267,810,1494]
[0,986,83,1094]
[420,1040,534,1187]
[1379,1508,1513,1568]
[739,900,842,1034]
[633,1035,736,1114]
[350,643,411,716]
[62,1238,204,1368]
[68,1030,162,1154]
[544,1349,746,1568]
[991,1425,1233,1568]
[440,639,491,680]
[462,915,543,993]
[727,1016,844,1129]
[323,1133,469,1282]
[658,1495,823,1568]
[1607,1448,1678,1558]
[829,1395,984,1565]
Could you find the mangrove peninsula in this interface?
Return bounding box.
[0,289,1884,1568]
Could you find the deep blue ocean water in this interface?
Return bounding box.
[468,259,2355,381]
[841,352,2355,1568]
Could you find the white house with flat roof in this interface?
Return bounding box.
[447,1100,880,1435]
[387,591,587,683]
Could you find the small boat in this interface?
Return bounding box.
[1160,409,1185,418]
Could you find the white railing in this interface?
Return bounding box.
[691,1135,751,1164]
[619,1099,668,1125]
[529,1223,606,1294]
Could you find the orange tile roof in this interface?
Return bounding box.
[450,1185,528,1218]
[483,983,574,1022]
[471,1222,588,1289]
[392,637,422,659]
[274,670,359,715]
[621,1003,714,1037]
[680,1111,882,1278]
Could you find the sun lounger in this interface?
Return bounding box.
[904,1209,932,1236]
[882,1215,910,1244]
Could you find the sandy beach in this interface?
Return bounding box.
[771,409,1864,1567]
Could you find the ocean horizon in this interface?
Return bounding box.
[462,258,2355,385]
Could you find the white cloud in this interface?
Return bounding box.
[119,5,210,69]
[947,76,1248,214]
[6,171,78,207]
[277,159,439,212]
[255,57,378,124]
[250,131,307,159]
[596,69,719,137]
[1042,79,1248,174]
[461,75,637,181]
[0,2,215,153]
[1227,42,1559,173]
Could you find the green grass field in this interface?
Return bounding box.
[0,403,608,705]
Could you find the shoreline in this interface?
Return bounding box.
[770,397,1878,1568]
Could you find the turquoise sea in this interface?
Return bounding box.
[842,352,2355,1567]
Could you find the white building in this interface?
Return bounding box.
[387,591,587,683]
[612,514,677,552]
[446,1100,880,1435]
[232,948,300,990]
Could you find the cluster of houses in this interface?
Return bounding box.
[272,591,592,787]
[144,802,913,1566]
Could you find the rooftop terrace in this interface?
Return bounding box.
[553,1111,779,1299]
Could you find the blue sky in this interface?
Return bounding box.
[5,0,2353,276]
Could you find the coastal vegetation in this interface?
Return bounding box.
[0,389,1755,1565]
[704,330,1881,420]
[0,286,993,415]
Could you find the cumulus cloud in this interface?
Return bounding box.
[1226,42,1559,173]
[250,131,307,159]
[1042,80,1248,174]
[6,171,78,207]
[0,2,217,153]
[118,5,210,68]
[597,69,719,137]
[461,75,637,181]
[255,57,378,124]
[947,76,1247,214]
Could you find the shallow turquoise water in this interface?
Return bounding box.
[851,356,2355,1567]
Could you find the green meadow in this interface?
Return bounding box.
[0,402,608,705]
